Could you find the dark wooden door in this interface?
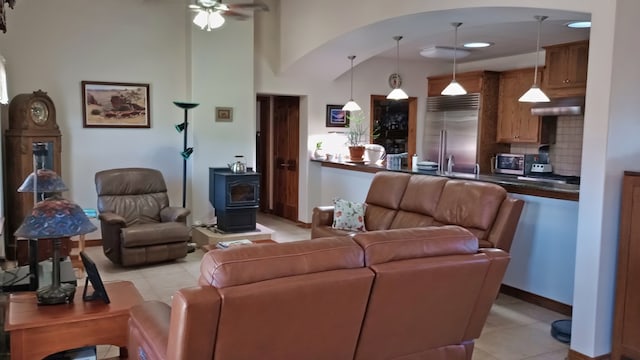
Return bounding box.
[272,96,299,221]
[256,96,271,213]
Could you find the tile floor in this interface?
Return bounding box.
[87,213,569,360]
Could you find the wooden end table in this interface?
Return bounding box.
[4,281,143,360]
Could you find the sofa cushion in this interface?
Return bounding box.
[434,180,506,234]
[352,226,478,266]
[199,237,364,288]
[121,222,190,247]
[332,198,366,231]
[398,175,447,215]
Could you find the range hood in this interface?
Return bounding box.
[531,96,585,116]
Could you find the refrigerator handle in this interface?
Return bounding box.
[439,129,446,172]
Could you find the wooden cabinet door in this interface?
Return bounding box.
[496,68,541,143]
[427,71,484,97]
[612,172,640,360]
[542,41,589,95]
[272,96,299,222]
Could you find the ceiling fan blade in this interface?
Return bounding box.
[222,10,251,20]
[227,1,269,12]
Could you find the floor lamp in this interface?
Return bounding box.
[173,101,199,208]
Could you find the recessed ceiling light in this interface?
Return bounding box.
[463,42,493,48]
[567,21,591,29]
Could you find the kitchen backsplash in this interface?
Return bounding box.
[510,115,584,176]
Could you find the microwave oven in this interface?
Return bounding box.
[494,153,540,175]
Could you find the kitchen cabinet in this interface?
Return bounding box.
[497,68,555,144]
[612,171,640,360]
[542,40,589,97]
[427,71,484,97]
[426,71,509,174]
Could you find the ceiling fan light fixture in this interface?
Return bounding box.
[342,55,361,112]
[387,35,409,100]
[519,15,550,103]
[441,22,467,96]
[193,9,226,31]
[207,11,226,29]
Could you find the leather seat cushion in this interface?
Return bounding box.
[122,222,190,248]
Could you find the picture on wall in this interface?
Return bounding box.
[326,104,349,127]
[215,107,233,122]
[81,81,150,128]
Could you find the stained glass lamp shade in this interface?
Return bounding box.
[17,169,68,193]
[14,198,97,305]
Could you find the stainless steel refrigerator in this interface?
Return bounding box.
[423,93,481,174]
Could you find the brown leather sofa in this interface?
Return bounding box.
[128,226,510,360]
[95,168,190,266]
[312,171,524,252]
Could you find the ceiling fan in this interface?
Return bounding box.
[189,0,269,31]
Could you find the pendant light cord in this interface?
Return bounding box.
[348,55,355,100]
[452,23,462,81]
[392,36,403,88]
[532,16,547,86]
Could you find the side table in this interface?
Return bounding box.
[4,281,143,360]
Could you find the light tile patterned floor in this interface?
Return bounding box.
[88,213,569,359]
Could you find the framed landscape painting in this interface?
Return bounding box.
[326,104,349,127]
[82,81,150,128]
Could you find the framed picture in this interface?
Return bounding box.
[81,81,150,128]
[216,107,233,122]
[326,104,349,127]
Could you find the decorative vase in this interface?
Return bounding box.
[313,148,325,160]
[348,146,366,162]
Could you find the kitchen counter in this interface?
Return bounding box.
[312,159,579,201]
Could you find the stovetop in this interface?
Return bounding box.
[517,173,581,185]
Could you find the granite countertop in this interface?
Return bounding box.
[311,159,579,201]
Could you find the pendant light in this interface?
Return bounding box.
[387,36,409,100]
[441,22,467,96]
[342,55,361,112]
[519,16,550,102]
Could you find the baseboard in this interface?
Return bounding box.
[500,284,572,316]
[568,349,610,360]
[297,222,311,229]
[71,238,102,248]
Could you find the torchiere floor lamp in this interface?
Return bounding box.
[173,101,199,208]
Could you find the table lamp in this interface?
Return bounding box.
[14,198,97,305]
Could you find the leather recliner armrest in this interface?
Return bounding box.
[312,206,335,228]
[129,301,172,360]
[160,206,191,223]
[98,212,126,225]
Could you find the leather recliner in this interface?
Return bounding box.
[95,167,190,266]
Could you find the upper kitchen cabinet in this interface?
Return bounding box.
[426,71,509,174]
[427,71,485,97]
[497,67,555,144]
[542,40,589,97]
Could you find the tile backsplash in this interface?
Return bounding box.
[510,115,584,176]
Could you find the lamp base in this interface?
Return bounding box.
[37,283,76,305]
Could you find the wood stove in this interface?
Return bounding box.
[209,168,260,233]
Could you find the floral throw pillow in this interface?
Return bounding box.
[332,198,366,231]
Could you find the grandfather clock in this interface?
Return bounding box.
[4,90,65,263]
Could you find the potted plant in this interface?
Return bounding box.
[345,112,369,161]
[313,141,325,160]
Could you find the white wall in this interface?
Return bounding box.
[0,0,189,239]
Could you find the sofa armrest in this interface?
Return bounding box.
[166,286,221,360]
[161,206,191,223]
[487,197,525,252]
[129,301,172,360]
[312,206,334,227]
[98,212,126,225]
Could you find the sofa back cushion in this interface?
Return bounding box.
[351,227,507,360]
[200,237,374,360]
[364,172,411,230]
[433,180,506,241]
[199,237,364,288]
[390,175,448,229]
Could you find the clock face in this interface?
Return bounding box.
[30,100,49,125]
[388,73,402,89]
